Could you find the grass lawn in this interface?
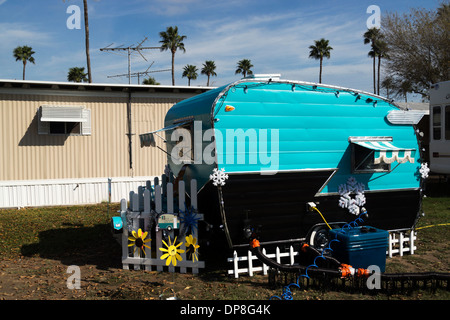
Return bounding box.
[0,185,449,300]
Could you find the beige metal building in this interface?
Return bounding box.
[0,79,211,208]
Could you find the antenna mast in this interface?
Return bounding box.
[100,37,164,84]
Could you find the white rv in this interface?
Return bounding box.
[429,81,450,175]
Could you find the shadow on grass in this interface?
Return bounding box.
[20,223,122,270]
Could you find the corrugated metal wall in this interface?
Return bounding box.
[0,90,190,181]
[0,176,158,208]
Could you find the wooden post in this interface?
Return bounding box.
[121,199,129,270]
[143,189,151,270]
[178,181,186,273]
[155,184,163,271]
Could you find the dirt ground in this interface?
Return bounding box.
[0,236,448,301]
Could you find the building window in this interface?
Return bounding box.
[446,105,450,140]
[432,105,441,140]
[38,106,91,135]
[352,143,391,173]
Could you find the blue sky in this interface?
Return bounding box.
[0,0,442,98]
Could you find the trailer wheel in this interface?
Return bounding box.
[309,227,329,250]
[308,223,343,250]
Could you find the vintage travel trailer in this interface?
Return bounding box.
[429,81,450,175]
[140,76,426,250]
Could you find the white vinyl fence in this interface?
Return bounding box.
[228,230,417,278]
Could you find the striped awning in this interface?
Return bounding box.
[350,137,416,164]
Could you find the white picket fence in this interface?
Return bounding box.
[228,246,299,278]
[118,175,205,273]
[228,230,417,278]
[387,230,416,257]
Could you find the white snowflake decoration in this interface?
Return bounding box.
[419,162,430,179]
[338,177,366,215]
[210,168,229,186]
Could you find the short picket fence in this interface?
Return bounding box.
[228,230,417,278]
[387,230,417,257]
[228,246,299,278]
[118,175,205,274]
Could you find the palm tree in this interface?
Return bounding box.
[182,65,198,86]
[381,76,395,99]
[13,46,35,80]
[201,60,217,86]
[235,59,253,78]
[159,26,187,86]
[374,39,389,95]
[396,80,413,103]
[363,27,382,94]
[83,0,92,83]
[67,67,88,83]
[142,77,160,85]
[308,38,333,84]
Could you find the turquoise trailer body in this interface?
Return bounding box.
[141,78,424,249]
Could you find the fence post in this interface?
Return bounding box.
[388,233,393,258]
[262,248,269,275]
[399,232,404,257]
[121,198,129,270]
[248,250,253,276]
[155,184,163,272]
[233,251,239,279]
[178,181,186,274]
[131,192,141,270]
[143,188,152,270]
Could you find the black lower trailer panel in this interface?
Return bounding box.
[197,171,422,249]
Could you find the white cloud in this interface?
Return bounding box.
[0,23,53,47]
[167,10,375,90]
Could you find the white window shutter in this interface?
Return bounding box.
[37,107,50,134]
[81,109,91,135]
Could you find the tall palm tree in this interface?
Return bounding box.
[67,67,88,83]
[13,45,35,80]
[83,0,92,83]
[201,60,217,86]
[159,26,187,86]
[363,27,382,94]
[182,64,198,86]
[381,76,395,99]
[308,38,333,84]
[374,39,389,95]
[235,59,253,78]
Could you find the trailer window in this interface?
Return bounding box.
[446,105,450,140]
[352,144,390,173]
[172,123,194,163]
[432,106,441,140]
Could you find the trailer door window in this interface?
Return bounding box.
[446,105,450,140]
[432,105,441,140]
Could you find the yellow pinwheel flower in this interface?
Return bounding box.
[160,236,184,266]
[128,228,151,256]
[185,234,200,262]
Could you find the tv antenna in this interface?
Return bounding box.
[100,37,166,84]
[107,62,171,84]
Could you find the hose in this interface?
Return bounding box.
[247,209,450,299]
